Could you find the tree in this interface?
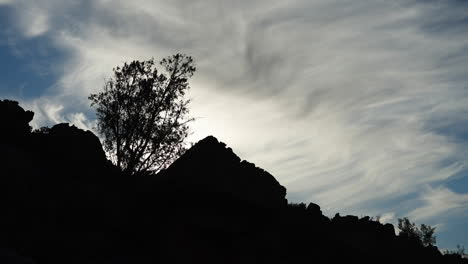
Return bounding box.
[443,244,465,256]
[420,224,436,247]
[397,217,436,247]
[89,54,195,176]
[398,217,420,241]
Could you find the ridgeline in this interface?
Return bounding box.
[0,99,466,264]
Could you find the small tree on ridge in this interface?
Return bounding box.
[89,54,195,176]
[398,217,437,247]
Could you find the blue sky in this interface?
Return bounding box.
[1,0,468,250]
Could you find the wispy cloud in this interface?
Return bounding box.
[379,212,396,224]
[2,0,468,246]
[20,97,95,132]
[408,186,468,222]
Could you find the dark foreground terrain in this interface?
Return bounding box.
[0,99,466,264]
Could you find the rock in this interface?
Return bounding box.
[0,99,34,143]
[47,123,107,167]
[159,136,287,208]
[383,223,396,237]
[306,203,322,215]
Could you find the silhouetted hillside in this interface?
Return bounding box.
[0,99,466,264]
[156,136,287,208]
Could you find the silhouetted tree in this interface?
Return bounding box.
[420,224,436,247]
[32,126,51,134]
[288,202,307,210]
[398,217,436,247]
[398,217,420,241]
[369,215,381,222]
[444,245,466,256]
[89,54,195,175]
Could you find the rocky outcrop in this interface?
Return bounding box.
[0,99,110,177]
[37,123,109,171]
[0,99,33,142]
[158,136,287,208]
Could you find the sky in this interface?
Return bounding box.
[1,0,468,250]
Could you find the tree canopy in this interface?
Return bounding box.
[89,54,195,175]
[398,217,436,247]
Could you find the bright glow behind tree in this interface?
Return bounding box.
[89,54,195,175]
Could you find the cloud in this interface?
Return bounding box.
[4,1,52,38]
[3,0,468,228]
[19,97,95,133]
[408,186,468,222]
[379,212,396,224]
[67,112,96,132]
[19,97,65,127]
[22,7,49,38]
